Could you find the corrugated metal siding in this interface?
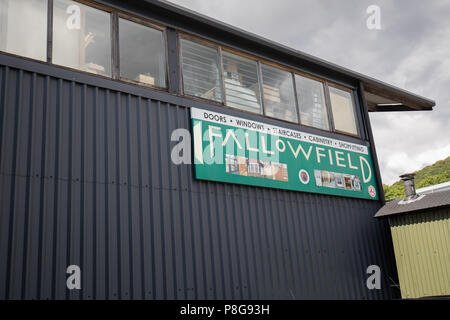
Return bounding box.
[389,208,450,299]
[0,64,399,299]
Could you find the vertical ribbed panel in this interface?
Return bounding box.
[0,65,399,299]
[389,209,450,299]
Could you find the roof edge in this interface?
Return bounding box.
[147,0,435,111]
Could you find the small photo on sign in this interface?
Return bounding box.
[321,171,336,188]
[314,170,322,186]
[225,154,239,175]
[335,173,345,189]
[314,169,362,192]
[225,154,288,182]
[352,176,362,191]
[344,175,353,190]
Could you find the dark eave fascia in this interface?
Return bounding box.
[141,0,435,111]
[370,104,416,112]
[363,82,434,111]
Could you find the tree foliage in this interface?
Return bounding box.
[383,156,450,200]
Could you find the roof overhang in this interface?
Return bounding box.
[363,81,435,112]
[141,0,435,112]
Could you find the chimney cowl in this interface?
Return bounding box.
[400,173,418,200]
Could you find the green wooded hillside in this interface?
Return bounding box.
[383,156,450,200]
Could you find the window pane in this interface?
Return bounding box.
[53,0,111,76]
[222,51,262,114]
[0,0,47,61]
[119,19,166,87]
[261,64,297,122]
[329,86,358,135]
[295,75,329,131]
[181,39,222,102]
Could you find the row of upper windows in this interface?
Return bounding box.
[0,0,359,137]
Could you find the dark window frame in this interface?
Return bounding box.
[327,82,361,138]
[0,0,50,62]
[7,0,172,91]
[51,0,115,78]
[116,13,169,90]
[177,32,362,138]
[294,72,332,132]
[221,48,264,115]
[47,0,54,63]
[1,0,363,139]
[178,33,225,105]
[260,62,300,124]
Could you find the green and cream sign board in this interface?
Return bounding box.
[191,107,379,200]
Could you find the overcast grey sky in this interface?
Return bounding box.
[168,0,450,184]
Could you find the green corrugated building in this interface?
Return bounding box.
[375,174,450,299]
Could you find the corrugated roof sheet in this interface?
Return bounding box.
[374,190,450,218]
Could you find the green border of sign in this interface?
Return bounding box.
[191,107,379,200]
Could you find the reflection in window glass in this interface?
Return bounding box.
[119,19,166,87]
[181,39,222,102]
[261,64,297,122]
[53,0,111,76]
[222,51,262,114]
[0,0,47,61]
[329,86,358,135]
[295,75,329,131]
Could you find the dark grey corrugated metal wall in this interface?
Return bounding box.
[0,64,399,300]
